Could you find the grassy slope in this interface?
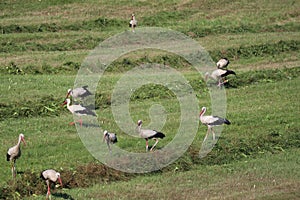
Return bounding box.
[0,0,299,199]
[47,148,300,200]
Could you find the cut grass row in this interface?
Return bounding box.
[1,71,299,198]
[1,39,299,76]
[1,67,299,120]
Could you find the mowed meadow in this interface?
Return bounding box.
[0,0,299,199]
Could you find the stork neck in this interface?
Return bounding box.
[17,136,22,146]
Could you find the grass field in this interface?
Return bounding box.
[1,0,299,199]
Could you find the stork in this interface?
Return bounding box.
[199,107,231,141]
[6,133,26,178]
[216,58,230,69]
[129,13,137,32]
[136,120,165,151]
[62,98,96,126]
[205,68,236,87]
[41,169,63,200]
[103,130,118,152]
[66,86,92,102]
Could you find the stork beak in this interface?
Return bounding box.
[65,91,71,99]
[21,138,26,146]
[61,100,67,107]
[58,177,63,187]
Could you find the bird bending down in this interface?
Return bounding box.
[136,120,165,151]
[216,58,230,69]
[41,169,63,200]
[199,107,231,141]
[103,130,118,152]
[66,86,92,102]
[205,68,236,87]
[7,133,26,178]
[62,98,96,126]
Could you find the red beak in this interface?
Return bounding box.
[22,138,26,146]
[58,177,63,187]
[61,100,67,107]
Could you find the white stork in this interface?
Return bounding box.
[6,133,26,178]
[136,120,165,151]
[103,130,118,152]
[205,68,236,87]
[216,58,230,69]
[62,98,96,126]
[66,86,92,102]
[129,13,137,32]
[199,107,231,141]
[41,169,63,200]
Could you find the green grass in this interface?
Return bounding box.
[0,0,299,199]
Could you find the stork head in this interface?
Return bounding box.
[66,89,72,98]
[137,120,142,126]
[103,130,108,136]
[56,172,63,187]
[199,107,206,116]
[20,133,26,146]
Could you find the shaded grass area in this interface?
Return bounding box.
[27,148,300,200]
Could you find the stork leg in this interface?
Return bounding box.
[69,119,82,126]
[145,139,149,151]
[211,128,216,140]
[78,119,83,127]
[203,128,211,142]
[46,180,51,200]
[150,138,159,151]
[11,161,15,178]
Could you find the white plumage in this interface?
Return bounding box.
[66,86,92,101]
[129,13,137,32]
[199,107,231,141]
[62,98,96,126]
[136,120,165,151]
[6,133,26,178]
[41,169,63,199]
[205,68,236,87]
[103,130,118,152]
[216,58,230,69]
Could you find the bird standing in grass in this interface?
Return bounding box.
[136,120,165,151]
[129,13,137,32]
[62,98,96,126]
[41,169,63,200]
[199,107,231,141]
[205,68,236,87]
[103,130,118,152]
[7,133,26,178]
[66,86,92,102]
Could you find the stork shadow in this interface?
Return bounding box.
[52,192,75,200]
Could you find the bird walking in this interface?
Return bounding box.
[103,130,118,152]
[41,169,63,200]
[129,13,137,32]
[136,120,165,151]
[6,133,26,178]
[216,58,230,69]
[62,98,96,126]
[66,86,92,102]
[205,68,236,87]
[199,107,231,141]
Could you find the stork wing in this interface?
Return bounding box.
[140,129,157,138]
